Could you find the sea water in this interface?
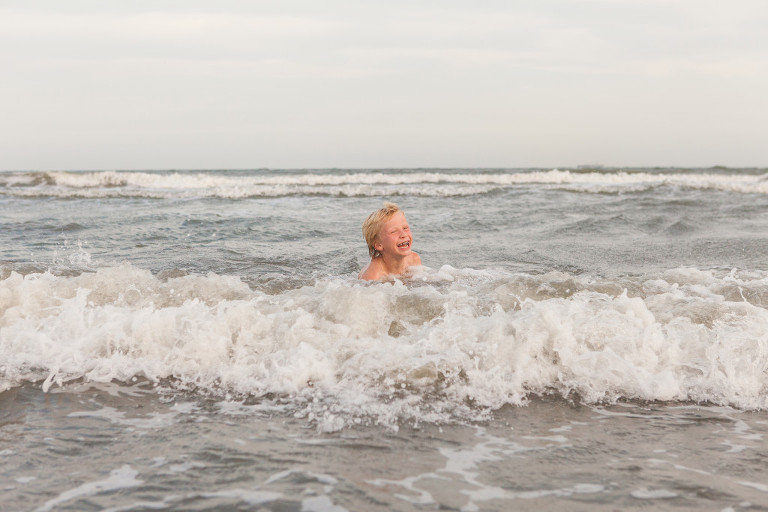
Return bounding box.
[2,168,768,511]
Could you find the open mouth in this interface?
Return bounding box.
[397,241,410,249]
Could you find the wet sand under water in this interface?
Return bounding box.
[2,383,767,511]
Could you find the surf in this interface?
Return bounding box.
[2,168,768,199]
[2,263,767,431]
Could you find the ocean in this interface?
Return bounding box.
[2,167,768,511]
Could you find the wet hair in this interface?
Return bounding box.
[362,202,402,258]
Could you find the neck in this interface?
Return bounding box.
[379,253,410,276]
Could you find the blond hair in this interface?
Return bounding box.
[362,202,402,258]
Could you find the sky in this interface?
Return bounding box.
[2,0,767,170]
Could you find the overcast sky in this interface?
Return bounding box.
[2,0,767,170]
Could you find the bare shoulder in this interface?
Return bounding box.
[408,252,422,266]
[358,259,385,281]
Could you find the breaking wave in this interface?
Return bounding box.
[1,169,768,198]
[2,262,767,431]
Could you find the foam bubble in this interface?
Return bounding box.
[631,488,679,499]
[2,264,768,430]
[34,465,142,512]
[2,169,768,199]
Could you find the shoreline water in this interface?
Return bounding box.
[3,168,768,510]
[3,383,768,511]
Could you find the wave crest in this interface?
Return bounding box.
[2,264,768,430]
[2,169,768,198]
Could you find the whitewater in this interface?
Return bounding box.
[2,167,768,510]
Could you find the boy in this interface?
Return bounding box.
[359,202,422,281]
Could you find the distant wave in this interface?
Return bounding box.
[2,262,767,431]
[2,169,768,198]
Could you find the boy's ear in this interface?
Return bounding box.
[374,241,383,251]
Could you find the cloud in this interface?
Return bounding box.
[1,1,767,168]
[4,2,765,78]
[0,9,344,41]
[0,8,346,70]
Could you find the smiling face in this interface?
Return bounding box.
[374,211,413,258]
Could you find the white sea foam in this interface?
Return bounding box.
[2,169,767,198]
[631,488,678,499]
[2,263,768,430]
[34,465,143,512]
[370,427,604,508]
[68,406,180,430]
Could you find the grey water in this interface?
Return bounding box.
[2,168,768,510]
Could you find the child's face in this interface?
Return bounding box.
[374,211,413,257]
